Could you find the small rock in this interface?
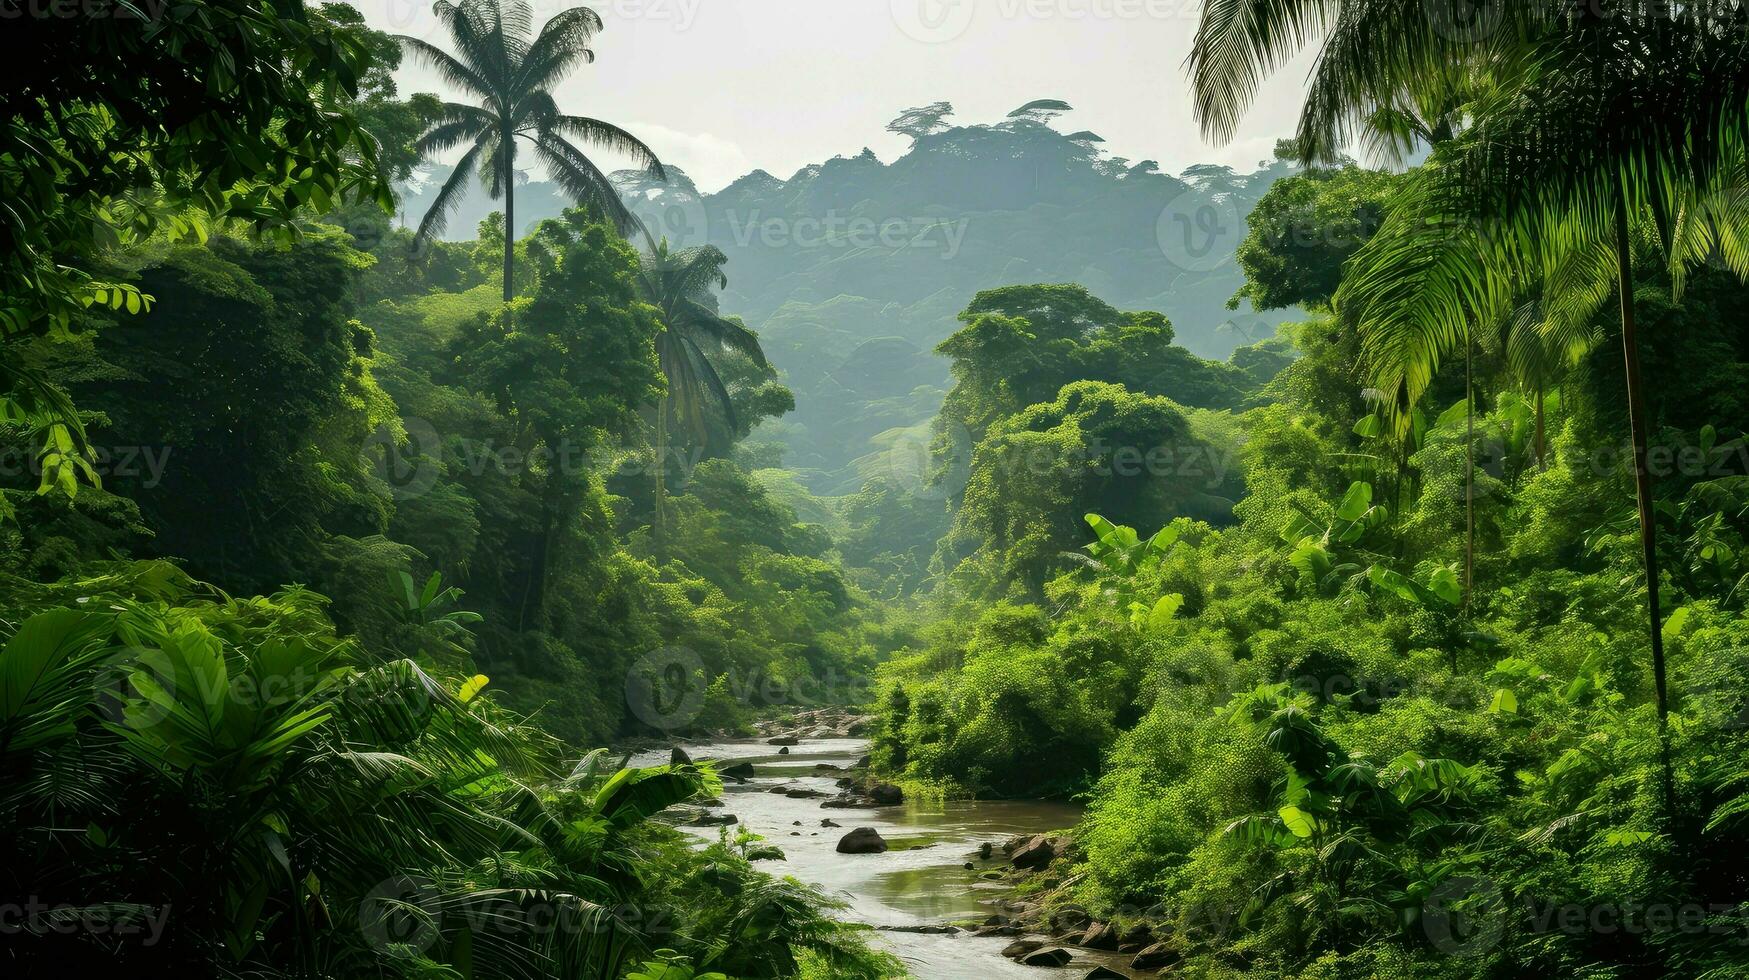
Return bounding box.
[978,842,994,860]
[835,827,889,854]
[670,747,692,766]
[963,862,975,870]
[1020,947,1073,967]
[720,762,755,778]
[1001,939,1043,959]
[687,813,737,827]
[821,818,841,828]
[777,746,790,755]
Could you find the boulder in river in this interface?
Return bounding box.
[1131,942,1180,970]
[1009,834,1058,870]
[687,812,737,827]
[835,827,888,854]
[1082,969,1127,979]
[767,735,800,746]
[785,788,824,799]
[1078,921,1117,950]
[867,782,904,805]
[1020,947,1073,967]
[1001,939,1043,959]
[720,762,755,779]
[777,746,790,755]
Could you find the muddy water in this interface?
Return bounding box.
[627,737,1146,980]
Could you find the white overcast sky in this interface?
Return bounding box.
[351,0,1317,193]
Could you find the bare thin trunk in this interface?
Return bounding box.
[654,402,669,562]
[1615,184,1674,819]
[502,136,516,304]
[1534,385,1547,473]
[1464,335,1475,606]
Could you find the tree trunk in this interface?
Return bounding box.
[1534,385,1547,472]
[653,399,669,562]
[502,135,516,304]
[1615,184,1675,819]
[1464,334,1475,606]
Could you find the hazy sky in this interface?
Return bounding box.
[353,0,1317,193]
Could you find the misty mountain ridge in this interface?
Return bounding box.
[397,103,1303,488]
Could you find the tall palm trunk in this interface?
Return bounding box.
[1464,334,1475,605]
[653,401,669,562]
[1614,184,1675,819]
[502,130,517,304]
[1534,385,1547,472]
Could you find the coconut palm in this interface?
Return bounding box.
[1188,0,1749,816]
[398,0,665,302]
[634,239,770,556]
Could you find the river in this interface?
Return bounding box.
[628,736,1147,979]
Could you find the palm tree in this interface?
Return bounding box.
[398,0,665,302]
[1188,0,1749,818]
[634,239,771,556]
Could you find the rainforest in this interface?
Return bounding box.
[4,2,1749,979]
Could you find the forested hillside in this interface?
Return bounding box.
[406,104,1300,489]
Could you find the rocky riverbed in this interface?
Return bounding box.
[628,734,1160,979]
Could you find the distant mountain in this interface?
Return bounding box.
[399,107,1300,490]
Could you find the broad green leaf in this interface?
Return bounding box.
[1334,482,1374,522]
[1489,688,1518,714]
[1146,593,1184,630]
[458,674,491,703]
[1661,605,1691,643]
[1278,805,1316,839]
